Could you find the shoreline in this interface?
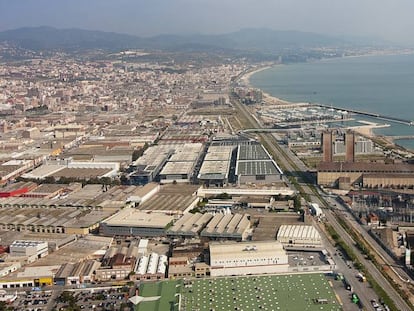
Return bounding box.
[243,64,294,106]
[241,60,414,153]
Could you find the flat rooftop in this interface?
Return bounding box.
[103,208,173,228]
[51,167,112,179]
[198,161,229,179]
[204,151,232,162]
[159,161,194,176]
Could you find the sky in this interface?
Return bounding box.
[1,0,414,44]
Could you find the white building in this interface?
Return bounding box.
[134,253,168,280]
[277,225,322,248]
[9,240,48,263]
[209,240,288,277]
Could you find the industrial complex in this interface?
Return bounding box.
[1,39,412,311]
[318,130,414,189]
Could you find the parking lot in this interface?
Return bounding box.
[11,290,52,311]
[53,287,132,311]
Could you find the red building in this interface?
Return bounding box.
[0,182,38,198]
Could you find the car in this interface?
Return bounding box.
[371,300,380,308]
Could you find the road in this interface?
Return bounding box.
[231,94,413,311]
[336,202,413,284]
[312,218,375,310]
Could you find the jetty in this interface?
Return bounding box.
[313,103,413,126]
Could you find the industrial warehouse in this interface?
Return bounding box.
[198,145,234,186]
[209,240,289,276]
[277,225,322,248]
[99,208,174,237]
[236,143,283,184]
[125,137,285,188]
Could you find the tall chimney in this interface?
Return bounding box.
[345,130,355,162]
[322,130,333,162]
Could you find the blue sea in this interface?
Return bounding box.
[249,53,414,150]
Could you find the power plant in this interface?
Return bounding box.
[322,130,355,163]
[318,130,414,189]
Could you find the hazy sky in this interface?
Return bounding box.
[1,0,414,44]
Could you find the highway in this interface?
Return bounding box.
[231,94,413,311]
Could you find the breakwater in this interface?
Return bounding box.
[313,103,412,126]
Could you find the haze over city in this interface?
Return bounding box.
[1,0,414,44]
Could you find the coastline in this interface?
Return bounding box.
[243,64,294,106]
[242,62,413,153]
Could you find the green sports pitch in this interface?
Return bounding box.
[135,273,342,311]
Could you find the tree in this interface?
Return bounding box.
[293,195,301,212]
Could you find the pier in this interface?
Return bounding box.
[313,103,413,126]
[388,135,414,140]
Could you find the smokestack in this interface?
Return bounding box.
[345,130,355,162]
[322,130,333,162]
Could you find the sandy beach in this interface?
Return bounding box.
[349,120,390,137]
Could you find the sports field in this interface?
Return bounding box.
[136,273,341,311]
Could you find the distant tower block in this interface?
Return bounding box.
[322,130,333,162]
[345,131,355,162]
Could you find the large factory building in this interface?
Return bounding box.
[318,130,414,189]
[209,240,288,276]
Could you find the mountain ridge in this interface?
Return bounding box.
[0,26,385,53]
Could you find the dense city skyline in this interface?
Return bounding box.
[1,0,414,45]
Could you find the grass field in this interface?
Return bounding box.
[136,273,341,311]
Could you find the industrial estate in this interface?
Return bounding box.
[0,31,414,311]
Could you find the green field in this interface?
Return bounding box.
[135,273,342,311]
[135,280,182,311]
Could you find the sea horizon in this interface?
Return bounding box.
[249,53,414,151]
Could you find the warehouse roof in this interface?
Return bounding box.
[237,144,269,161]
[201,213,250,238]
[167,212,213,236]
[209,240,286,261]
[198,161,229,179]
[159,161,194,176]
[103,208,173,228]
[277,225,321,241]
[317,162,414,173]
[237,160,280,176]
[136,184,198,213]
